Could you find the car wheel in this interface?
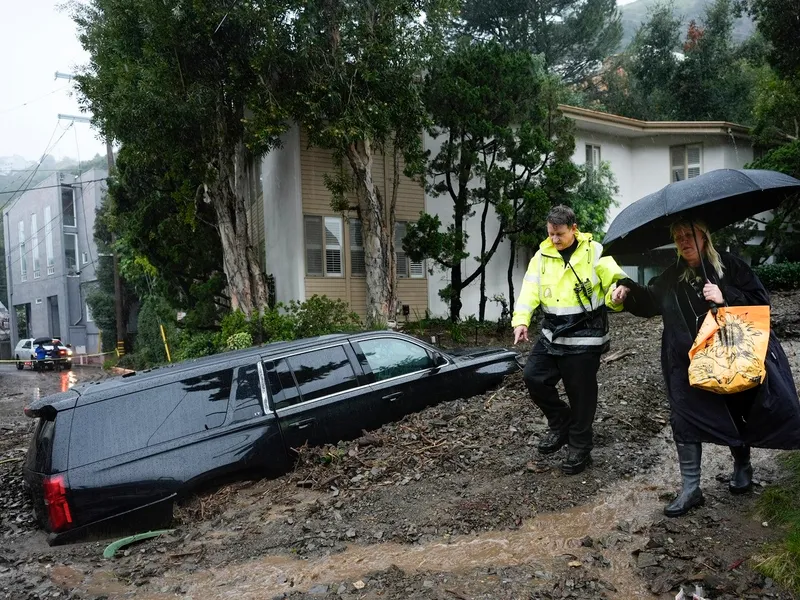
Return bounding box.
[15,355,23,370]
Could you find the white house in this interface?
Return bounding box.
[259,106,757,322]
[423,105,757,320]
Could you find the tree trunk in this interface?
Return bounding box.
[450,208,464,322]
[507,238,516,314]
[345,138,391,328]
[478,196,490,321]
[209,104,269,317]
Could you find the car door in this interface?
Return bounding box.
[265,344,375,454]
[351,336,463,423]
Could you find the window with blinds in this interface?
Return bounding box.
[350,219,366,276]
[325,218,343,276]
[671,144,702,182]
[304,215,343,277]
[395,221,424,279]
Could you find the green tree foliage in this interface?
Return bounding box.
[590,0,767,124]
[73,0,285,316]
[105,146,227,330]
[747,141,800,263]
[459,0,623,84]
[404,42,580,321]
[738,0,800,141]
[274,0,453,328]
[135,295,177,365]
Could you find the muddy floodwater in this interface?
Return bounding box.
[1,293,799,600]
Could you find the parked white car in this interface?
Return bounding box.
[14,338,73,371]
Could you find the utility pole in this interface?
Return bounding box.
[56,72,125,355]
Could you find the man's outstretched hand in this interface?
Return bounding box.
[513,325,528,345]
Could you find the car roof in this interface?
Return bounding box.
[71,330,435,403]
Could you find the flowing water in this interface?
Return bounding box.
[68,433,693,599]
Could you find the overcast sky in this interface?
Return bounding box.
[0,0,639,163]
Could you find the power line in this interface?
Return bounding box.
[1,123,76,213]
[0,85,71,115]
[1,168,100,173]
[0,122,62,206]
[6,180,103,273]
[75,125,98,270]
[0,177,107,196]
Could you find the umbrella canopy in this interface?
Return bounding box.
[603,169,800,256]
[32,336,55,345]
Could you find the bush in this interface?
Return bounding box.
[116,352,152,371]
[174,331,220,362]
[262,308,296,342]
[226,332,253,350]
[754,262,800,291]
[285,295,363,338]
[135,296,177,365]
[220,310,253,342]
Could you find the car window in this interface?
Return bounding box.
[231,364,263,423]
[265,359,303,410]
[359,338,434,381]
[288,346,358,403]
[70,390,183,466]
[147,369,234,446]
[23,341,31,349]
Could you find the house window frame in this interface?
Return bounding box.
[585,144,601,168]
[395,220,425,279]
[349,218,366,277]
[64,232,79,275]
[670,144,703,182]
[61,186,76,228]
[18,220,27,282]
[45,205,55,273]
[304,215,344,277]
[31,213,40,279]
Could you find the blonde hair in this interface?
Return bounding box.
[670,219,725,282]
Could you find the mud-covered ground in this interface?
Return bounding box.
[1,292,799,600]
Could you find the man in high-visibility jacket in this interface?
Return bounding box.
[512,205,628,475]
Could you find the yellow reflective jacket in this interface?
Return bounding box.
[512,231,627,355]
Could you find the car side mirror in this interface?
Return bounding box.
[432,352,448,368]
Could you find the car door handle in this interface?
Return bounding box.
[382,392,403,402]
[289,418,315,430]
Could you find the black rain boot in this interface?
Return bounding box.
[664,442,705,518]
[729,445,753,494]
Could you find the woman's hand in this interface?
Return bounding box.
[612,285,630,304]
[703,282,724,304]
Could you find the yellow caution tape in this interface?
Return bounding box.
[0,351,117,364]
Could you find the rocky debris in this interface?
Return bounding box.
[0,293,797,600]
[633,512,787,598]
[0,422,37,540]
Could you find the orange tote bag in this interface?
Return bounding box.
[688,305,770,394]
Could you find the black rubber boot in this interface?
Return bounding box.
[664,442,705,517]
[729,445,753,494]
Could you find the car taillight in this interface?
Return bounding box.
[43,475,73,532]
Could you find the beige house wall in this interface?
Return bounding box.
[299,130,428,322]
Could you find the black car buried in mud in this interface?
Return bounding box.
[23,331,521,544]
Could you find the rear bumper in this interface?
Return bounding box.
[46,493,177,546]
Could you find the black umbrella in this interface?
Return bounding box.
[32,337,54,345]
[603,169,800,256]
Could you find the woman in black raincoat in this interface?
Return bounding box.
[612,219,800,517]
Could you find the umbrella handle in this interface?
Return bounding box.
[709,301,718,316]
